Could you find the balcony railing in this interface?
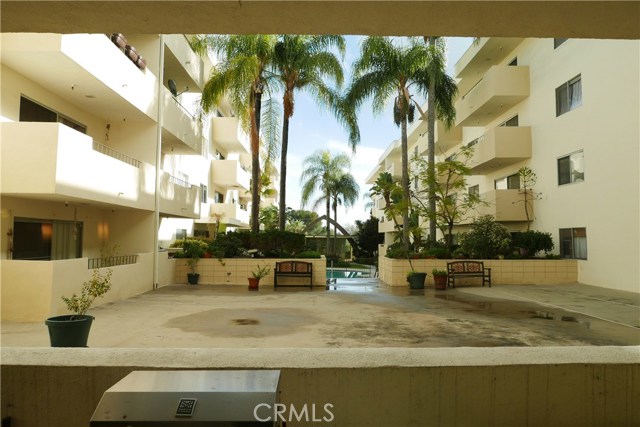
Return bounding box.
[88,255,138,269]
[168,174,191,188]
[92,141,141,168]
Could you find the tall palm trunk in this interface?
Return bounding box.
[427,36,437,244]
[278,102,291,231]
[333,197,338,258]
[325,189,331,256]
[250,90,263,234]
[400,113,410,250]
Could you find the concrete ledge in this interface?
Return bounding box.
[3,347,639,427]
[3,346,639,368]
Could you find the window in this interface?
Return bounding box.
[12,218,82,260]
[175,229,187,240]
[19,96,87,133]
[558,150,584,185]
[508,57,518,66]
[468,185,479,197]
[495,173,520,190]
[554,38,568,49]
[559,228,587,259]
[556,75,582,116]
[500,115,519,127]
[200,184,208,203]
[214,191,224,203]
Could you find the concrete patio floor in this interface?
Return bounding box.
[2,281,639,348]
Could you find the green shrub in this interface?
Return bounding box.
[386,242,417,259]
[182,238,208,258]
[459,215,512,259]
[296,250,322,259]
[208,233,243,258]
[237,230,306,257]
[513,230,554,257]
[424,247,451,259]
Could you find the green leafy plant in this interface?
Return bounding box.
[459,215,512,259]
[182,238,208,274]
[62,245,117,316]
[513,230,554,257]
[431,268,447,277]
[296,250,322,259]
[251,264,271,280]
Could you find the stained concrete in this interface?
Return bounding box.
[3,281,639,348]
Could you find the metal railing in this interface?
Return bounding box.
[92,141,141,168]
[461,77,483,100]
[168,174,191,188]
[88,255,138,269]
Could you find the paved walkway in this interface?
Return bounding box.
[2,282,639,348]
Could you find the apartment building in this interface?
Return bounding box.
[0,33,258,320]
[367,38,639,293]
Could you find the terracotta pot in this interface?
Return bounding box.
[248,277,260,290]
[434,275,448,290]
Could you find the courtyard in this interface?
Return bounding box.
[3,281,639,348]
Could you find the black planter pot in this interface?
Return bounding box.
[187,273,200,285]
[45,315,94,347]
[407,272,427,289]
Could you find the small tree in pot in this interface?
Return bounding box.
[183,238,207,284]
[46,262,113,347]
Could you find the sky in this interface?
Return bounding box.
[282,36,474,228]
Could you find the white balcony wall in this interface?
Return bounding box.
[158,172,200,218]
[211,159,250,190]
[455,66,530,127]
[210,117,250,154]
[1,123,156,209]
[164,34,210,90]
[162,89,204,154]
[210,202,250,227]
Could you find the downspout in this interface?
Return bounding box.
[153,35,165,290]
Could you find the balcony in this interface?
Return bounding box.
[163,34,211,91]
[1,34,157,122]
[454,37,524,81]
[470,189,530,222]
[162,88,204,154]
[378,216,399,233]
[210,117,250,154]
[208,203,250,228]
[158,172,200,218]
[1,122,154,210]
[211,159,251,190]
[434,120,463,154]
[455,66,530,127]
[468,126,532,174]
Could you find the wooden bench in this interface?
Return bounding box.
[274,261,313,288]
[446,261,491,288]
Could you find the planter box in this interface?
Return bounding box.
[174,258,327,287]
[378,253,578,287]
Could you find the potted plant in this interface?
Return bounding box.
[183,238,207,285]
[432,268,448,290]
[249,264,271,290]
[45,265,113,347]
[406,271,427,289]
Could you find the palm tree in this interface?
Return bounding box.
[330,172,359,256]
[422,36,458,244]
[300,150,351,256]
[272,35,359,231]
[192,35,278,234]
[369,171,402,232]
[346,37,432,249]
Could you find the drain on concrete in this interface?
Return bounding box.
[233,319,259,325]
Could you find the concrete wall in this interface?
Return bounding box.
[379,253,578,287]
[2,347,638,427]
[174,258,327,287]
[1,253,175,322]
